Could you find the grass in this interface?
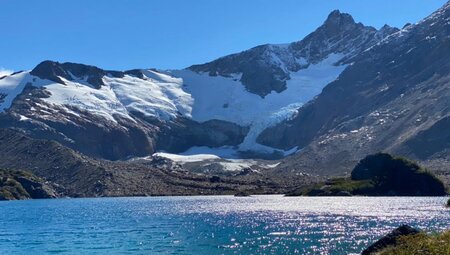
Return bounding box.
[379,231,450,255]
[325,178,374,194]
[286,178,374,196]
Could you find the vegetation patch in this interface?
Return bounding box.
[287,153,447,196]
[377,231,450,255]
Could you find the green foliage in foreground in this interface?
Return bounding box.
[379,231,450,255]
[447,198,450,207]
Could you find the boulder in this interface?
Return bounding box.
[362,225,420,255]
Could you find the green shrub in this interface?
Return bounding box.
[287,153,447,196]
[351,153,446,196]
[379,231,450,255]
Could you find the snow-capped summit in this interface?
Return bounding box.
[189,10,399,98]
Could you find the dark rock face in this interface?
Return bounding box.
[189,10,398,97]
[156,118,249,153]
[259,2,450,174]
[189,45,291,97]
[362,225,420,255]
[29,61,147,89]
[30,61,107,88]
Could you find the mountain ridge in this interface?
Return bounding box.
[258,1,450,175]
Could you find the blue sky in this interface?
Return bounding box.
[0,0,447,72]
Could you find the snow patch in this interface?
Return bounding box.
[179,146,240,159]
[0,71,31,111]
[153,152,220,163]
[40,69,193,123]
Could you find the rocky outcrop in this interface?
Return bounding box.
[0,169,57,200]
[362,225,420,255]
[156,118,249,153]
[29,61,147,88]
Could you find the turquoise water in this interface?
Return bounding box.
[0,196,449,254]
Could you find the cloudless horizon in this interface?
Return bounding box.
[1,0,447,72]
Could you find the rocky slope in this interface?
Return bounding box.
[0,129,316,198]
[260,2,450,175]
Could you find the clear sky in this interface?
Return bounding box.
[0,0,447,72]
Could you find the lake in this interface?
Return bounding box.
[0,196,449,254]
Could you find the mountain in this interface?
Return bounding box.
[259,2,450,175]
[0,63,248,160]
[0,10,399,160]
[1,3,449,197]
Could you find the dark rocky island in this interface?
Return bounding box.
[0,169,57,200]
[287,153,448,196]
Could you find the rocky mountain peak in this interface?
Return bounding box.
[30,61,146,89]
[188,9,399,98]
[323,10,357,28]
[314,9,368,40]
[31,60,107,88]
